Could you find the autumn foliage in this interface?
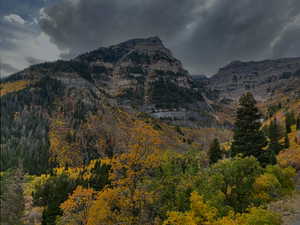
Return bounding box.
[88,120,163,225]
[0,80,30,97]
[30,95,299,225]
[58,186,96,225]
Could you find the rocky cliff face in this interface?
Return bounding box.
[194,57,300,126]
[207,57,300,101]
[74,37,202,110]
[2,37,215,128]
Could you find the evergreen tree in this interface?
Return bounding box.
[231,92,268,162]
[285,111,295,133]
[296,114,300,130]
[290,111,296,124]
[208,138,222,164]
[33,173,77,225]
[285,117,292,133]
[267,119,282,154]
[284,133,290,148]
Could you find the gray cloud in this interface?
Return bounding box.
[37,0,300,75]
[25,56,44,65]
[40,0,198,58]
[0,0,61,77]
[272,15,300,58]
[179,0,300,74]
[0,61,19,77]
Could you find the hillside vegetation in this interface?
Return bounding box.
[1,92,299,225]
[0,80,30,97]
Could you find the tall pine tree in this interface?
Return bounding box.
[208,138,222,164]
[231,92,268,162]
[284,132,290,148]
[296,114,300,130]
[285,111,295,133]
[267,119,282,154]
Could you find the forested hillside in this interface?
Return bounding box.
[1,90,299,225]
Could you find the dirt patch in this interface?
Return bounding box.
[269,172,300,225]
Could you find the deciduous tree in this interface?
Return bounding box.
[57,186,96,225]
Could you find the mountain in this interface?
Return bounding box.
[202,58,300,124]
[0,37,228,174]
[207,57,300,101]
[3,37,214,126]
[1,36,300,174]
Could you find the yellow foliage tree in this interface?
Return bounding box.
[253,173,281,203]
[163,192,217,225]
[163,211,197,225]
[163,192,282,225]
[88,120,163,225]
[236,207,282,225]
[0,80,30,97]
[49,116,83,167]
[58,186,96,225]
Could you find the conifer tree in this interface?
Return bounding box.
[285,111,295,133]
[231,92,267,161]
[284,133,290,148]
[285,117,292,134]
[208,138,222,164]
[296,114,300,130]
[290,111,296,124]
[267,119,282,154]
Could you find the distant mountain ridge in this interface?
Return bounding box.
[196,57,300,125]
[207,57,300,101]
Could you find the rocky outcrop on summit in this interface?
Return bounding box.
[208,57,300,101]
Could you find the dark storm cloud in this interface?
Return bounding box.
[25,56,44,65]
[39,0,300,75]
[0,62,19,76]
[40,0,199,58]
[272,17,300,58]
[179,0,300,74]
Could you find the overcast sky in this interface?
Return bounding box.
[1,0,300,77]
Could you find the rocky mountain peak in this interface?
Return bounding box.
[75,36,170,64]
[6,37,213,127]
[113,36,164,49]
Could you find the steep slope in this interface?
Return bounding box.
[74,37,211,126]
[200,58,300,124]
[208,57,300,101]
[0,37,226,174]
[4,37,214,126]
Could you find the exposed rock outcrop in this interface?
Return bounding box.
[207,57,300,101]
[3,37,214,127]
